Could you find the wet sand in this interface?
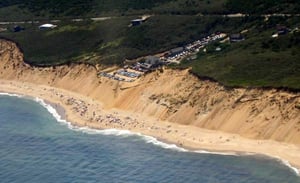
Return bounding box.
[1,79,300,174]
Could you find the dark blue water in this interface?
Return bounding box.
[0,95,299,183]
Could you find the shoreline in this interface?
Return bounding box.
[0,80,300,175]
[44,99,67,120]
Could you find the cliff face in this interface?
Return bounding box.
[1,40,300,144]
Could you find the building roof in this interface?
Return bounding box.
[39,24,57,28]
[170,47,184,54]
[230,33,243,39]
[131,19,144,22]
[145,56,161,65]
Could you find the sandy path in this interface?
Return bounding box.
[1,79,300,174]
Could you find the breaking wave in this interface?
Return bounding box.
[0,92,23,98]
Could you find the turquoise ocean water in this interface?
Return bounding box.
[0,94,299,183]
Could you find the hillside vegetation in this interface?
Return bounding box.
[226,0,300,14]
[0,0,299,90]
[176,16,300,89]
[0,0,299,20]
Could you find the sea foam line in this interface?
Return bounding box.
[0,92,24,98]
[278,158,300,176]
[1,93,299,176]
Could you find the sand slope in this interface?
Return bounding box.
[0,40,299,144]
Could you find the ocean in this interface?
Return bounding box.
[0,94,299,183]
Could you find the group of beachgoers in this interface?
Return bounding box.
[44,88,170,134]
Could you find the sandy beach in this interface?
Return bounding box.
[1,79,300,174]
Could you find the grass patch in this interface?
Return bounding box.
[0,0,299,21]
[176,17,300,89]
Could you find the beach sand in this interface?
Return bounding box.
[1,79,300,174]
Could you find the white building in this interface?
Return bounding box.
[39,24,57,30]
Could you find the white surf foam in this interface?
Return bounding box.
[2,94,299,176]
[69,127,188,152]
[193,150,235,156]
[139,134,188,152]
[77,128,137,137]
[34,97,67,124]
[0,92,24,98]
[284,160,300,176]
[277,157,300,176]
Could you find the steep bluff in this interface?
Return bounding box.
[1,40,300,144]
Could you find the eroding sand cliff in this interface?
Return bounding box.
[1,40,300,144]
